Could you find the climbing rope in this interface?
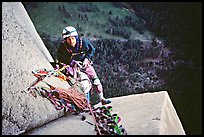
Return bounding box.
[22,62,127,135]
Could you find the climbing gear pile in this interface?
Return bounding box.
[27,86,87,113]
[84,105,127,135]
[22,62,127,135]
[23,67,88,113]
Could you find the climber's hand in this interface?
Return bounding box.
[70,60,83,68]
[83,58,90,68]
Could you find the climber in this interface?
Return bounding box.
[57,26,111,105]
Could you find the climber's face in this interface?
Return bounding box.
[66,36,76,47]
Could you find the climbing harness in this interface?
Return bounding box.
[63,38,85,61]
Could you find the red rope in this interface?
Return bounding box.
[87,102,101,135]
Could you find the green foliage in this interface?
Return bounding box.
[23,2,152,40]
[78,2,100,12]
[92,39,162,98]
[106,26,131,39]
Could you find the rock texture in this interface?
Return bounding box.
[23,91,185,135]
[2,2,68,135]
[107,91,185,135]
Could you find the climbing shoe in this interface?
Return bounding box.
[101,99,111,105]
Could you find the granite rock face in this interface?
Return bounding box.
[2,2,67,135]
[107,91,185,135]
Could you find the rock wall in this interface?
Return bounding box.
[2,2,68,135]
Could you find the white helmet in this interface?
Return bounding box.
[62,26,78,39]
